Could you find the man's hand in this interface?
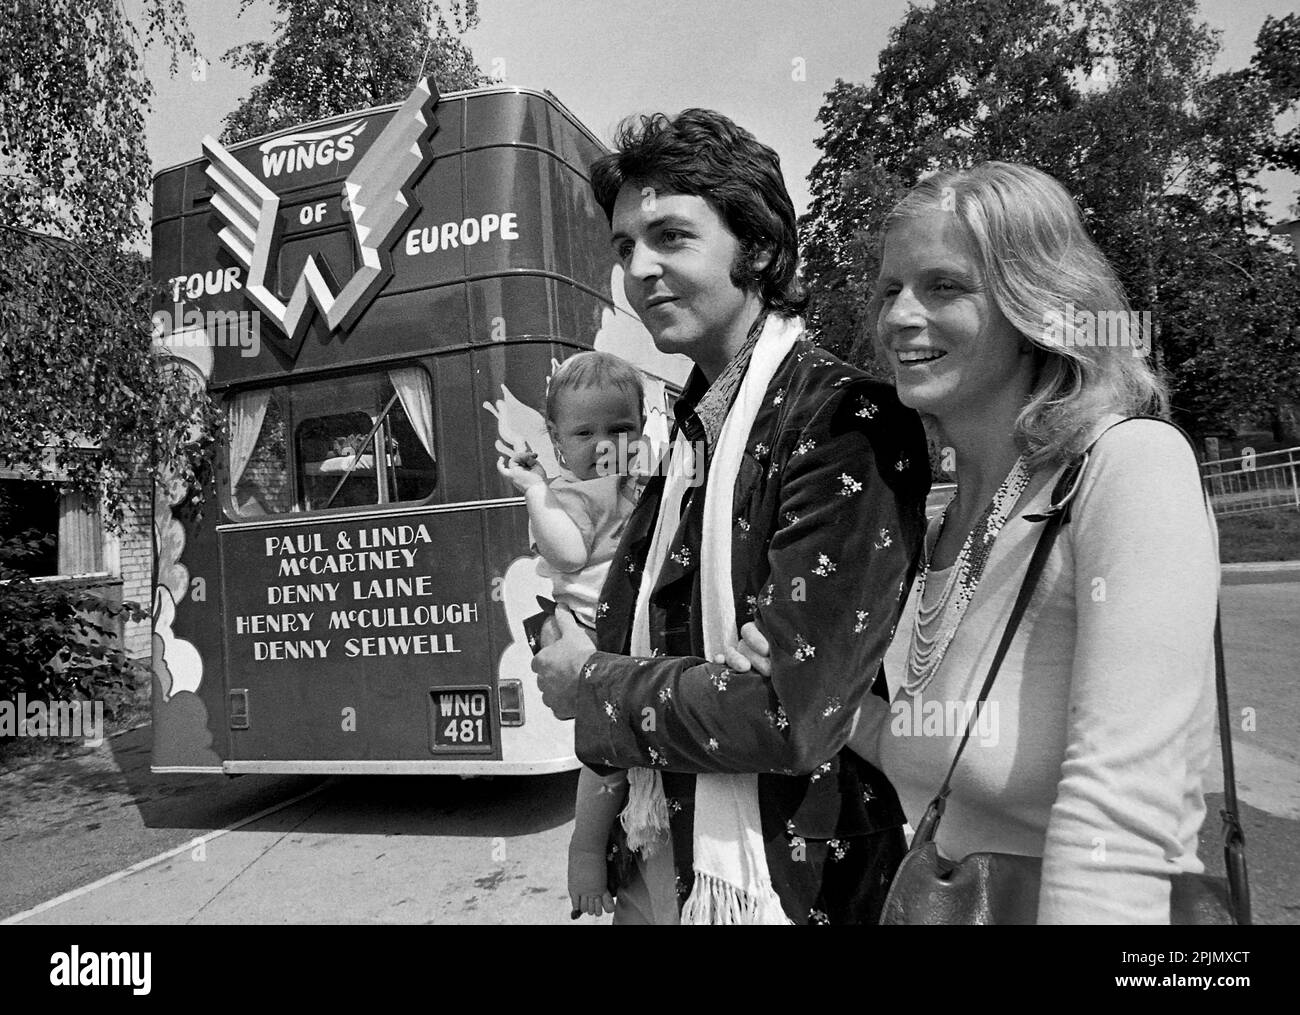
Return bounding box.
[496,445,547,493]
[713,621,772,677]
[532,607,596,720]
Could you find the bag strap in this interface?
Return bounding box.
[909,449,1085,845]
[1134,418,1250,924]
[1215,609,1252,924]
[910,416,1251,925]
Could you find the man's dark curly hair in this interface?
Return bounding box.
[590,109,808,316]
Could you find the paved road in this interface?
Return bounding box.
[2,580,1296,925]
[0,753,587,925]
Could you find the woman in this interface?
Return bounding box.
[727,162,1219,923]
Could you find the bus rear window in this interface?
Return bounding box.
[227,367,437,518]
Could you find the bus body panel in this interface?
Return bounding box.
[220,507,495,762]
[150,85,690,775]
[152,489,230,771]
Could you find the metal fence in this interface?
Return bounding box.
[1201,447,1300,516]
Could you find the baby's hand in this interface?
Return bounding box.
[569,890,615,919]
[568,844,616,919]
[496,446,547,492]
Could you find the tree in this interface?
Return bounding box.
[0,0,218,526]
[1252,13,1300,188]
[221,0,490,144]
[1066,0,1219,380]
[1,0,219,702]
[1147,177,1300,436]
[1188,69,1276,238]
[1153,10,1300,434]
[799,0,1103,362]
[1159,241,1300,436]
[798,0,1300,438]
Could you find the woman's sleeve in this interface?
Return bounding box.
[1038,420,1219,924]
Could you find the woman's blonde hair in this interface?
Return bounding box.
[876,161,1168,468]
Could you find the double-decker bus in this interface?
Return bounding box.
[149,80,689,775]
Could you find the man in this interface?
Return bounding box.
[534,108,930,925]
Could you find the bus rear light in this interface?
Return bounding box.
[498,680,524,726]
[229,689,250,730]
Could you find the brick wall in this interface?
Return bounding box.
[117,474,153,661]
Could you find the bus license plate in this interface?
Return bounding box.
[432,689,492,748]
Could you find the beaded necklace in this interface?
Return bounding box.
[904,456,1032,696]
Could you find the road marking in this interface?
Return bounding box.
[1206,738,1300,820]
[1221,561,1300,574]
[0,782,329,925]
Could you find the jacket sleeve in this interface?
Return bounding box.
[574,384,928,775]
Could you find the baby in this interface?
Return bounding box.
[496,351,648,919]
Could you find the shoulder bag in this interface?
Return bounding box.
[879,419,1251,925]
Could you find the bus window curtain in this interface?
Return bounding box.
[388,367,435,461]
[228,389,271,486]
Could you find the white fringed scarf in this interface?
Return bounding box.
[621,313,802,925]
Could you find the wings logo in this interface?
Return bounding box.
[259,119,367,179]
[201,78,440,358]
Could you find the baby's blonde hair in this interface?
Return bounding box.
[546,351,646,426]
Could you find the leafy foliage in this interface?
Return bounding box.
[0,532,147,712]
[1157,219,1300,433]
[1253,13,1300,178]
[221,0,490,144]
[0,0,190,240]
[798,0,1300,437]
[800,0,1104,364]
[0,235,221,526]
[0,0,219,705]
[0,0,220,527]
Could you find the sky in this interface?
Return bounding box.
[141,0,1300,222]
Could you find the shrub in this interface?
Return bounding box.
[0,531,147,716]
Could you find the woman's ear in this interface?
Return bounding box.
[752,246,774,274]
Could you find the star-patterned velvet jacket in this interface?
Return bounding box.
[576,337,931,922]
